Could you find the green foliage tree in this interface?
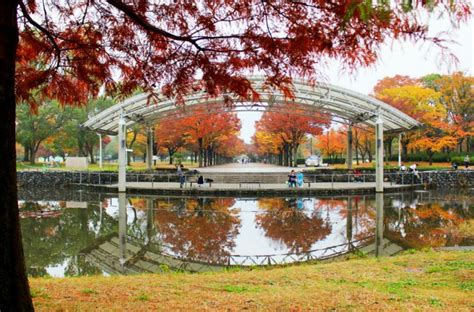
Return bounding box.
[16,100,65,164]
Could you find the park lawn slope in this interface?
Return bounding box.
[31,250,473,311]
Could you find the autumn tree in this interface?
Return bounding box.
[154,120,187,165]
[176,106,241,167]
[252,130,283,164]
[126,125,147,165]
[255,103,329,166]
[316,129,347,161]
[352,126,375,164]
[1,0,471,308]
[376,83,455,164]
[429,72,474,153]
[16,100,66,164]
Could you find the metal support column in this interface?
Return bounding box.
[375,192,384,257]
[346,197,353,250]
[146,127,153,170]
[376,115,384,193]
[346,125,353,169]
[118,192,127,272]
[118,115,127,192]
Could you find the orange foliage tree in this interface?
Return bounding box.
[433,72,474,153]
[376,80,457,164]
[158,107,242,167]
[316,129,347,160]
[254,103,330,166]
[154,121,187,165]
[2,0,472,307]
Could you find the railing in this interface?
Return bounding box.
[159,235,375,267]
[66,170,472,188]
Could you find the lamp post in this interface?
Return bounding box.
[398,132,402,168]
[98,133,103,169]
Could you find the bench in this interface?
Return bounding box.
[187,178,212,187]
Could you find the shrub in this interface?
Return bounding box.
[323,158,346,164]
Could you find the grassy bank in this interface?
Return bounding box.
[31,250,473,311]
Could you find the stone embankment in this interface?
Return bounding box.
[17,169,474,188]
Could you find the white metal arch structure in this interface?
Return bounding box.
[84,76,419,135]
[83,76,421,193]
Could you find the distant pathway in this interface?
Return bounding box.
[198,162,301,173]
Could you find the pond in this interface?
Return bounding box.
[18,188,473,277]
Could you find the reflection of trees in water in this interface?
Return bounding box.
[153,198,240,263]
[20,200,116,277]
[313,197,375,242]
[385,198,472,248]
[256,198,331,253]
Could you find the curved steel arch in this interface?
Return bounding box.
[83,76,421,134]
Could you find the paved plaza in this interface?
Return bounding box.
[197,162,304,173]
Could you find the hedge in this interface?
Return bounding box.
[388,152,473,163]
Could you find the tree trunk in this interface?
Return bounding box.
[89,148,95,164]
[428,149,433,166]
[198,138,203,167]
[402,145,408,162]
[0,0,34,309]
[458,138,464,153]
[22,145,29,162]
[355,146,359,165]
[293,144,298,167]
[168,149,174,165]
[29,149,36,165]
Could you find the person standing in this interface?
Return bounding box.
[177,164,185,188]
[464,155,470,169]
[410,163,419,183]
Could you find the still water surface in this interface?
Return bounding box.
[19,188,473,277]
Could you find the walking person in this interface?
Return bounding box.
[410,163,419,183]
[464,155,470,169]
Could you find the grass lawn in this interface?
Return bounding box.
[30,250,473,311]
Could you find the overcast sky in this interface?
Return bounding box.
[238,14,473,144]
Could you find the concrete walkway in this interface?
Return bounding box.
[87,181,416,196]
[111,181,399,190]
[197,162,306,173]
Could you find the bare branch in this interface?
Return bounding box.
[19,0,61,69]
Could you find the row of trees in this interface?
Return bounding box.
[374,72,473,164]
[154,107,245,167]
[252,72,473,166]
[16,98,113,164]
[15,100,246,167]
